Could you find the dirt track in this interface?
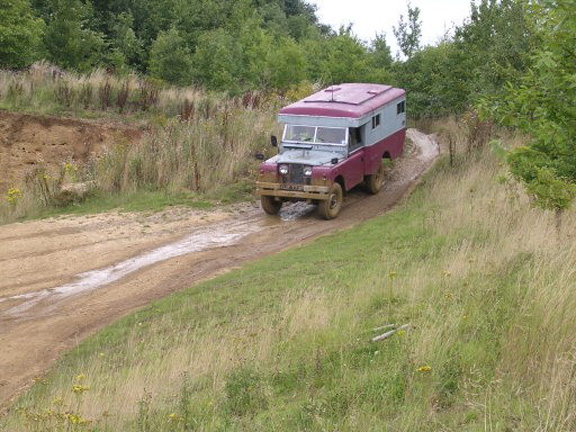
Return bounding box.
[0,129,439,408]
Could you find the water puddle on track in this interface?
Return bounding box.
[1,219,262,316]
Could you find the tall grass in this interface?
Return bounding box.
[0,61,272,119]
[3,122,574,430]
[0,63,286,222]
[92,99,279,195]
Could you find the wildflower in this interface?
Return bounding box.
[388,271,398,279]
[417,365,432,373]
[72,384,90,394]
[66,413,90,425]
[75,374,86,382]
[52,397,64,406]
[6,188,22,205]
[168,412,182,422]
[64,162,77,174]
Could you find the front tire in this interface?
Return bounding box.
[318,183,343,220]
[365,160,385,194]
[261,195,282,215]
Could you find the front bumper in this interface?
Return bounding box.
[256,181,330,200]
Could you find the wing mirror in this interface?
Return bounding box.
[331,158,339,164]
[270,135,278,147]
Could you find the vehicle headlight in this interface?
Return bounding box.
[279,164,289,175]
[303,166,313,177]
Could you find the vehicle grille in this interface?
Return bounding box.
[288,164,304,184]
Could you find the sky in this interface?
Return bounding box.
[310,0,473,53]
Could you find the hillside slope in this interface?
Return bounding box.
[2,130,575,431]
[0,110,142,193]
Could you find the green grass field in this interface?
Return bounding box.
[3,139,575,431]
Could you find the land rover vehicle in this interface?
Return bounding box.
[256,83,406,219]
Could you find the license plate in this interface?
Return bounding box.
[280,184,304,191]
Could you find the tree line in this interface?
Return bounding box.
[0,0,574,209]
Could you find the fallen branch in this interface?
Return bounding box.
[371,323,411,343]
[372,324,396,332]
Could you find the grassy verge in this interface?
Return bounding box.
[4,180,255,223]
[3,132,575,431]
[13,190,215,221]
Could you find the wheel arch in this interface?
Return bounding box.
[334,175,345,191]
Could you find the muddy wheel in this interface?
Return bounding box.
[365,161,385,194]
[261,195,282,215]
[318,183,343,220]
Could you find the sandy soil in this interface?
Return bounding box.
[0,110,142,192]
[0,128,439,409]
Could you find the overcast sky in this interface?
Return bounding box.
[310,0,473,53]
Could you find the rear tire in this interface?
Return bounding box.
[261,195,282,215]
[365,161,385,194]
[318,183,343,220]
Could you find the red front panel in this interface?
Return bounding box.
[364,128,406,175]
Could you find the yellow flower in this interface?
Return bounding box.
[6,188,23,205]
[168,412,182,422]
[66,413,90,425]
[72,384,90,394]
[417,365,432,373]
[388,271,398,279]
[75,373,86,382]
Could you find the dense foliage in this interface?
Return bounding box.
[491,0,576,210]
[0,0,537,104]
[0,0,574,207]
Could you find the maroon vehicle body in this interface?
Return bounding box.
[256,83,406,219]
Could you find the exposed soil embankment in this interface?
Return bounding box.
[0,128,439,409]
[0,111,142,192]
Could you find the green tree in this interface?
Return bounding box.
[148,27,193,85]
[498,0,576,211]
[454,0,535,100]
[393,2,422,58]
[370,33,393,69]
[108,11,142,68]
[43,0,105,71]
[0,0,44,68]
[191,28,237,90]
[266,38,306,90]
[305,27,372,84]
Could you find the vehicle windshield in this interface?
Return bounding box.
[284,125,347,145]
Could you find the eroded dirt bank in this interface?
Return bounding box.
[0,128,439,408]
[0,110,142,192]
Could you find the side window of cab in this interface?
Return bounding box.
[349,127,363,152]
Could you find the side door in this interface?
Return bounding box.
[343,127,365,190]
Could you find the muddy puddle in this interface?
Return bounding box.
[0,204,321,316]
[1,219,261,316]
